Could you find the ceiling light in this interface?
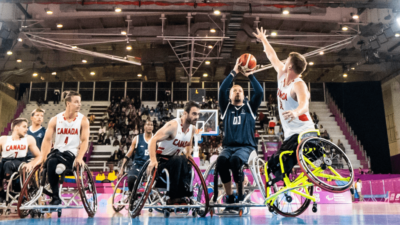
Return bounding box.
[82,59,87,63]
[351,67,355,70]
[309,62,314,65]
[397,17,400,25]
[16,59,22,63]
[203,73,208,77]
[342,26,349,31]
[7,51,12,55]
[138,74,142,77]
[40,76,45,80]
[72,46,77,49]
[18,38,22,42]
[208,45,213,49]
[115,7,122,13]
[271,32,277,36]
[210,28,216,33]
[396,33,400,37]
[214,10,221,15]
[343,73,348,78]
[126,45,132,50]
[33,72,38,77]
[52,72,57,75]
[57,24,63,28]
[352,14,359,19]
[319,51,324,55]
[90,71,95,76]
[45,8,53,15]
[282,10,289,15]
[205,61,210,65]
[121,31,127,35]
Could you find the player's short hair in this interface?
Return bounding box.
[63,91,81,106]
[31,108,45,117]
[144,119,153,125]
[184,101,200,114]
[230,84,243,93]
[11,118,28,131]
[288,52,307,75]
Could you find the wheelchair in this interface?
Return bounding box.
[17,162,97,218]
[0,162,29,216]
[202,150,266,216]
[128,157,210,218]
[112,159,133,212]
[264,129,354,217]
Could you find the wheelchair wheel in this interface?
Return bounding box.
[128,160,157,218]
[297,137,354,193]
[17,165,41,218]
[76,164,98,217]
[269,182,313,217]
[112,173,130,212]
[188,157,210,217]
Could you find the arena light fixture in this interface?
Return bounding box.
[210,28,216,33]
[45,8,53,15]
[33,72,38,77]
[309,62,314,65]
[90,71,95,76]
[72,46,77,49]
[57,23,63,28]
[343,73,348,78]
[138,74,142,77]
[208,45,213,49]
[7,51,12,55]
[121,31,127,35]
[214,9,221,15]
[282,10,289,15]
[82,59,87,63]
[271,32,277,36]
[352,14,359,19]
[115,7,122,13]
[205,61,211,65]
[396,33,400,37]
[319,51,324,55]
[52,72,57,75]
[126,45,132,50]
[40,76,45,80]
[18,38,22,42]
[203,73,208,77]
[342,26,349,31]
[351,67,355,70]
[16,59,22,63]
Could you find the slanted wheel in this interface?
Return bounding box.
[297,137,354,193]
[128,160,157,218]
[112,173,130,212]
[76,164,98,217]
[17,165,41,218]
[188,157,210,217]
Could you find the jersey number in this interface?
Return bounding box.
[145,149,149,156]
[14,152,18,158]
[64,137,69,145]
[233,116,241,125]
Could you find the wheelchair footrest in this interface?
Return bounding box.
[210,203,265,208]
[143,205,202,209]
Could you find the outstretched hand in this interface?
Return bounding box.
[252,27,268,42]
[234,57,242,74]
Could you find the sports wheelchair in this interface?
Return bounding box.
[128,157,210,218]
[17,162,97,218]
[204,129,354,217]
[112,159,133,212]
[0,162,29,216]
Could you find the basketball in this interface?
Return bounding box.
[239,53,257,73]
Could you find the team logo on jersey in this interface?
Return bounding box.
[277,88,288,101]
[172,139,190,148]
[140,146,144,148]
[37,133,43,138]
[57,128,79,135]
[6,144,26,151]
[231,111,235,114]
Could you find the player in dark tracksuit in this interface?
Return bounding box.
[217,57,263,211]
[118,120,154,192]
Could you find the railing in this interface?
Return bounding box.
[325,90,370,169]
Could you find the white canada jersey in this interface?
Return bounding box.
[2,136,28,159]
[53,112,85,156]
[157,118,193,156]
[277,75,315,141]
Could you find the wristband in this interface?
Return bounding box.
[124,156,129,160]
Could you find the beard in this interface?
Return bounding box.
[186,117,197,125]
[234,96,241,103]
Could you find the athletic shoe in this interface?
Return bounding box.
[49,199,62,205]
[222,195,236,213]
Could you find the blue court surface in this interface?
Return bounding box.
[1,203,399,225]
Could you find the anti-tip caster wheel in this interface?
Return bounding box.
[5,209,10,216]
[163,210,170,218]
[312,206,317,213]
[268,206,274,213]
[192,210,198,218]
[239,209,243,217]
[58,210,62,218]
[149,209,153,213]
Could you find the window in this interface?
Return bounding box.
[127,82,141,102]
[110,82,125,100]
[173,82,187,101]
[157,82,172,102]
[94,82,109,101]
[79,82,94,101]
[46,82,62,102]
[30,82,46,102]
[142,82,156,101]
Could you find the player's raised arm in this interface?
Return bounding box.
[146,120,177,174]
[41,117,57,163]
[253,27,284,75]
[244,72,263,115]
[219,58,241,112]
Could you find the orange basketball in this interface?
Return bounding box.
[239,53,257,71]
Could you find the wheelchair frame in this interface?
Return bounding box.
[0,162,28,216]
[17,163,97,218]
[128,157,210,218]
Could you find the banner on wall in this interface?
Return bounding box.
[264,142,279,159]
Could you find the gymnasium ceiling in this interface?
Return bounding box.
[1,0,400,86]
